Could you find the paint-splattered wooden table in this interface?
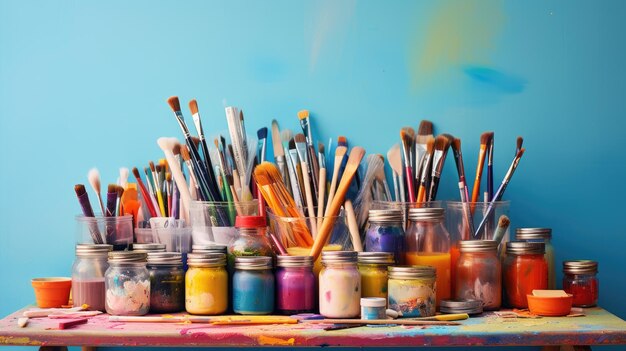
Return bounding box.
[1,307,625,348]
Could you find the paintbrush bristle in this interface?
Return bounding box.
[190,136,200,148]
[387,144,402,175]
[426,136,435,153]
[337,136,347,147]
[451,138,462,153]
[442,133,455,144]
[297,110,309,120]
[289,139,296,150]
[225,174,234,186]
[517,148,525,158]
[88,168,101,192]
[116,186,124,197]
[271,120,284,157]
[214,138,220,149]
[294,133,307,144]
[107,184,117,193]
[188,99,199,115]
[335,146,348,157]
[257,127,268,139]
[132,167,141,179]
[166,173,172,182]
[75,184,86,196]
[434,135,452,152]
[180,146,191,162]
[155,165,163,173]
[157,137,179,152]
[173,143,181,155]
[480,131,493,145]
[167,96,181,112]
[517,136,524,150]
[281,129,293,143]
[400,127,415,150]
[318,141,325,154]
[498,215,510,228]
[417,120,434,136]
[149,161,156,172]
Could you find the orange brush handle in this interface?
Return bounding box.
[470,148,487,210]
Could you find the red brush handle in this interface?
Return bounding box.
[135,178,159,217]
[405,166,415,202]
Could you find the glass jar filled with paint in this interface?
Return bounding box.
[455,240,501,310]
[364,209,405,264]
[229,216,274,266]
[147,252,184,313]
[105,251,150,316]
[405,207,451,307]
[387,265,437,317]
[563,260,599,307]
[358,252,394,299]
[319,251,361,318]
[516,228,555,289]
[72,244,112,311]
[275,255,315,314]
[232,256,274,315]
[185,253,228,315]
[503,241,548,308]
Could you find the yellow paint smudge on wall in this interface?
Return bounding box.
[257,335,295,346]
[409,0,505,89]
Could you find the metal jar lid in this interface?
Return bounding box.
[439,299,483,315]
[388,265,436,280]
[408,208,445,221]
[321,251,358,264]
[368,209,403,224]
[506,241,545,255]
[459,240,498,253]
[132,243,166,253]
[563,260,598,274]
[108,251,147,263]
[75,244,112,257]
[234,256,273,270]
[147,252,183,265]
[276,255,314,268]
[187,253,226,267]
[516,228,552,240]
[192,244,228,253]
[357,252,395,264]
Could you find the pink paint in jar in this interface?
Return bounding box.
[275,255,315,314]
[72,244,112,311]
[319,251,360,318]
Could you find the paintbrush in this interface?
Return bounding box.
[298,110,320,197]
[287,138,305,207]
[324,146,348,216]
[474,148,525,236]
[416,136,435,203]
[189,99,220,194]
[257,127,268,162]
[400,127,416,202]
[155,164,167,216]
[493,215,511,245]
[116,186,124,216]
[335,136,348,182]
[132,168,158,218]
[143,167,161,214]
[516,136,524,154]
[105,184,118,217]
[310,146,365,260]
[470,132,493,207]
[302,318,461,326]
[180,145,202,199]
[225,106,249,198]
[87,168,105,215]
[295,133,318,235]
[344,199,363,252]
[74,184,103,244]
[487,133,495,201]
[109,315,298,324]
[428,135,452,201]
[415,120,434,186]
[451,137,474,237]
[283,147,303,208]
[271,120,289,185]
[157,137,193,223]
[119,167,129,189]
[387,144,404,202]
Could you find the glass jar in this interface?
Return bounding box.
[192,243,228,255]
[516,228,555,289]
[358,252,394,299]
[563,260,599,307]
[232,256,274,315]
[455,240,501,310]
[72,244,112,311]
[105,251,150,316]
[503,241,548,308]
[229,216,273,266]
[147,252,184,313]
[387,265,436,317]
[185,253,228,315]
[275,255,315,314]
[132,243,166,253]
[405,208,451,306]
[319,251,360,318]
[364,209,405,264]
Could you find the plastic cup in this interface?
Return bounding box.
[31,277,72,308]
[75,215,133,250]
[189,201,258,245]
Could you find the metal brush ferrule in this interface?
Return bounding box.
[175,111,191,137]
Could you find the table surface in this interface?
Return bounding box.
[1,307,626,348]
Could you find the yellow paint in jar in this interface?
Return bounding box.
[357,252,395,299]
[287,244,342,276]
[405,252,451,306]
[185,253,228,315]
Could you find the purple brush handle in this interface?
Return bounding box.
[106,192,117,217]
[77,192,103,244]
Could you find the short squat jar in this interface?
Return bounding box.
[319,251,361,318]
[563,260,599,307]
[185,253,228,315]
[503,241,548,308]
[388,265,436,317]
[72,244,112,311]
[147,252,184,313]
[275,255,316,314]
[229,216,274,266]
[516,228,555,289]
[455,240,501,310]
[358,252,394,299]
[233,256,274,315]
[364,209,405,264]
[105,251,150,316]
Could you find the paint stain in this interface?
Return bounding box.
[409,0,505,90]
[257,335,295,346]
[463,66,526,94]
[325,291,332,302]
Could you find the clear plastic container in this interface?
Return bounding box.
[147,252,184,313]
[72,244,112,311]
[319,251,360,318]
[503,241,547,308]
[516,228,555,289]
[105,251,150,315]
[76,215,133,250]
[364,209,405,264]
[455,240,501,310]
[185,253,228,315]
[189,201,258,245]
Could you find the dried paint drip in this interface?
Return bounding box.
[387,266,436,318]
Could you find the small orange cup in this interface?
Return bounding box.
[31,277,72,308]
[527,294,573,316]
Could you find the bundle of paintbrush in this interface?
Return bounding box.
[130,158,180,222]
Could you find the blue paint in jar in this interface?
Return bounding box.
[360,297,387,320]
[232,256,274,315]
[364,209,405,264]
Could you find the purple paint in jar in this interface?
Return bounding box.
[275,255,315,314]
[364,209,405,264]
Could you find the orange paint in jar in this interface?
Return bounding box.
[503,241,548,308]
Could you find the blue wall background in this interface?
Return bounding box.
[1,0,625,350]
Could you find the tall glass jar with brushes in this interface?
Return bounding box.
[516,228,555,289]
[405,207,451,307]
[72,244,112,311]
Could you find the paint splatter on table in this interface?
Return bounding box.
[0,307,625,347]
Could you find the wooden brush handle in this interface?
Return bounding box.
[344,199,363,252]
[300,162,317,237]
[316,168,326,230]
